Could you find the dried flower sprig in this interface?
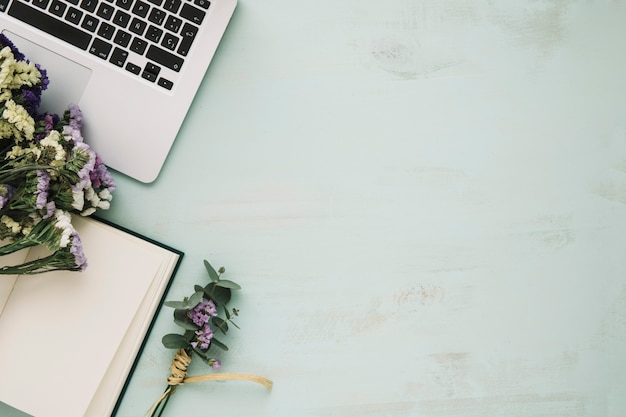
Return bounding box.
[0,34,114,274]
[148,260,272,417]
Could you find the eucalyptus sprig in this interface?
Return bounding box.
[148,260,271,417]
[161,260,241,365]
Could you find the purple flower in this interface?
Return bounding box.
[0,33,25,61]
[71,142,96,189]
[0,184,15,210]
[188,310,209,327]
[195,324,214,350]
[35,170,50,210]
[43,201,56,219]
[69,231,88,271]
[210,359,221,370]
[90,154,116,191]
[35,64,49,91]
[187,298,218,326]
[68,104,83,131]
[20,89,41,117]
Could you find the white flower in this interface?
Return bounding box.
[97,200,110,210]
[39,130,66,163]
[71,189,85,211]
[12,61,41,87]
[2,99,35,140]
[80,207,96,216]
[99,188,113,201]
[1,215,21,234]
[53,210,73,248]
[0,46,16,90]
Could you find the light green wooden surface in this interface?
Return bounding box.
[4,1,626,416]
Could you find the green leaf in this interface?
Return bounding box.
[188,290,204,308]
[211,317,229,335]
[183,329,197,342]
[163,300,189,309]
[194,285,204,293]
[204,260,219,283]
[215,279,241,290]
[174,308,199,330]
[162,334,189,349]
[203,282,231,306]
[224,308,231,320]
[210,337,229,351]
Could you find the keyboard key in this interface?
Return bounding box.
[65,7,83,24]
[109,47,128,66]
[125,62,141,74]
[179,3,204,25]
[164,15,182,33]
[162,0,180,12]
[141,62,160,82]
[8,1,92,50]
[146,25,162,42]
[176,22,196,56]
[49,0,67,16]
[157,77,173,90]
[130,37,147,54]
[129,17,146,35]
[193,0,209,10]
[113,29,131,47]
[146,44,182,71]
[79,0,98,12]
[115,0,132,10]
[161,33,178,51]
[0,0,10,12]
[146,0,162,6]
[96,2,114,19]
[112,9,130,27]
[147,8,165,25]
[81,15,100,32]
[131,0,149,17]
[89,38,112,59]
[67,0,80,4]
[32,0,50,10]
[97,21,115,39]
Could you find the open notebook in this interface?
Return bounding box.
[0,216,182,417]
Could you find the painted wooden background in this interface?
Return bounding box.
[112,1,626,416]
[6,1,626,416]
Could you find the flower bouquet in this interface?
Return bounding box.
[0,34,114,275]
[148,260,272,416]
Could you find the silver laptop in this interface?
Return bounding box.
[0,0,236,182]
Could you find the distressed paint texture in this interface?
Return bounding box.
[21,1,623,417]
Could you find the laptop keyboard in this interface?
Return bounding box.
[0,0,208,90]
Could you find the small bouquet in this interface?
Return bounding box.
[148,260,272,417]
[0,34,114,275]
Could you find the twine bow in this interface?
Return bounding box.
[147,349,273,416]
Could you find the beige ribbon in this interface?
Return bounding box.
[147,349,273,416]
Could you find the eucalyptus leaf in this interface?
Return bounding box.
[203,282,231,306]
[174,308,199,330]
[188,290,204,308]
[204,260,219,283]
[194,285,204,293]
[210,337,229,351]
[215,279,241,290]
[163,300,189,309]
[211,317,229,335]
[183,329,197,342]
[162,334,189,349]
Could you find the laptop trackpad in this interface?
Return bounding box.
[2,31,91,115]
